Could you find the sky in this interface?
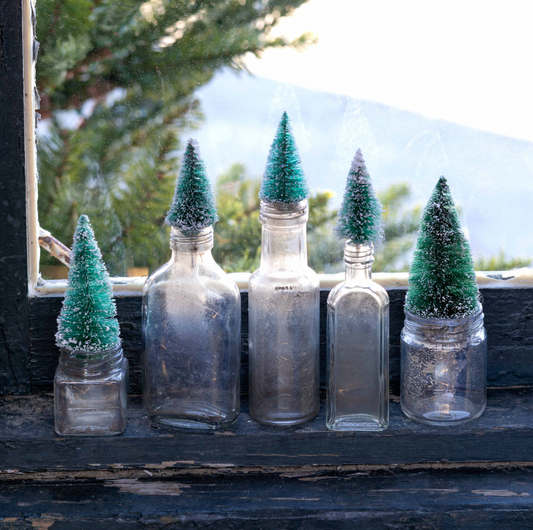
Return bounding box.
[245,0,533,143]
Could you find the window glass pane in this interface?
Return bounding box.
[36,0,533,278]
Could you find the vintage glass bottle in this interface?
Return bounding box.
[326,242,389,431]
[142,226,241,430]
[248,200,320,426]
[401,306,487,425]
[54,344,129,436]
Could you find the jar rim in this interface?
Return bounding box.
[59,341,123,360]
[259,199,308,223]
[404,305,483,327]
[170,226,214,251]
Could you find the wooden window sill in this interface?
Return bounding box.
[1,387,532,472]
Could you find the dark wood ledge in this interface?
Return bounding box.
[0,387,532,473]
[29,287,533,395]
[1,465,533,528]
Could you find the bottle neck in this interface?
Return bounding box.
[344,242,374,284]
[59,343,123,378]
[259,200,308,270]
[169,226,214,266]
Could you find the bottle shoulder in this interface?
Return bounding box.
[143,259,240,300]
[327,280,389,308]
[249,265,319,291]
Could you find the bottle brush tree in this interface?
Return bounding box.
[405,177,480,319]
[166,139,218,230]
[56,215,120,352]
[259,112,309,204]
[335,149,384,246]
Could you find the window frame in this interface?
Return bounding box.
[1,0,532,397]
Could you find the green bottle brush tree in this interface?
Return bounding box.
[56,215,121,353]
[405,176,480,319]
[259,112,309,204]
[165,138,218,230]
[336,148,384,246]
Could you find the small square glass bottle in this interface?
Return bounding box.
[54,344,128,436]
[54,214,128,436]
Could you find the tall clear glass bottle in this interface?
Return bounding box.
[142,226,241,430]
[249,200,320,426]
[54,344,129,436]
[401,306,487,425]
[326,243,389,431]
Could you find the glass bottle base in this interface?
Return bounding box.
[149,414,236,431]
[55,425,126,437]
[327,414,388,432]
[146,400,238,431]
[401,397,486,426]
[250,409,319,427]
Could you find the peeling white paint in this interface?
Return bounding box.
[106,479,190,496]
[472,490,530,497]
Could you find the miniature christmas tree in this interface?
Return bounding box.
[56,215,120,352]
[335,149,384,246]
[259,112,309,204]
[165,139,218,230]
[405,177,479,319]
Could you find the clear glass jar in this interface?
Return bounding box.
[54,344,128,436]
[249,200,320,426]
[401,307,487,425]
[326,243,389,431]
[142,226,241,430]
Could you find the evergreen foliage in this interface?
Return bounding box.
[405,177,480,319]
[259,112,309,203]
[335,149,384,245]
[36,0,313,274]
[56,215,120,352]
[165,139,218,230]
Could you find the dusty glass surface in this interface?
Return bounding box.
[326,243,389,431]
[401,308,487,426]
[142,227,241,430]
[248,201,320,426]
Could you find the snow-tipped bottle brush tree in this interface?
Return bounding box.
[335,148,384,246]
[165,139,218,230]
[327,148,389,432]
[143,138,241,431]
[56,215,120,353]
[249,112,320,427]
[259,111,309,204]
[54,215,128,436]
[401,177,487,426]
[405,176,479,319]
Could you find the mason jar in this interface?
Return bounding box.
[401,306,487,425]
[248,200,320,426]
[54,343,128,436]
[142,226,241,431]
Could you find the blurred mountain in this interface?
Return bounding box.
[189,69,533,261]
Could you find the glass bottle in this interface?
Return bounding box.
[249,200,320,426]
[401,306,487,425]
[326,243,389,431]
[54,344,128,436]
[142,226,241,430]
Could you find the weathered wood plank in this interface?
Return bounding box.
[1,467,533,528]
[0,389,532,472]
[29,288,533,394]
[0,0,31,394]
